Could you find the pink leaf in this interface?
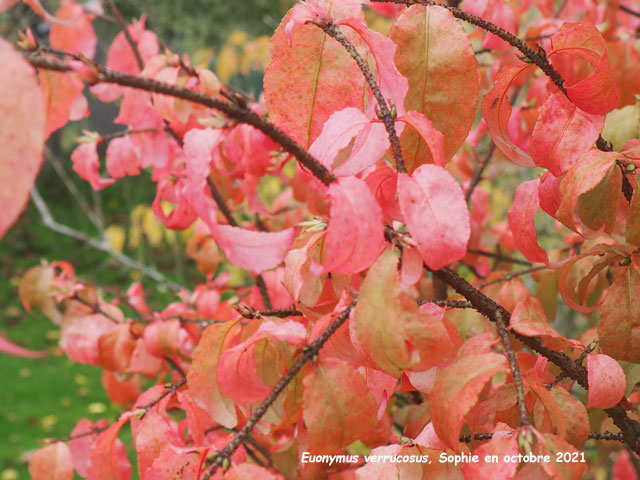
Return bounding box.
[0,334,46,358]
[399,110,446,167]
[212,225,295,274]
[88,414,132,480]
[398,165,470,270]
[28,443,73,480]
[511,296,580,351]
[322,176,386,274]
[341,17,409,110]
[308,107,388,176]
[218,321,307,404]
[71,142,115,190]
[460,434,519,480]
[587,353,626,408]
[530,93,604,176]
[0,38,45,239]
[50,0,97,58]
[508,178,549,264]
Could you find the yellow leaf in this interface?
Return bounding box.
[105,225,126,252]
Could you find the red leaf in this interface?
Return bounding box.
[40,70,88,138]
[219,320,307,404]
[530,93,604,176]
[322,176,385,274]
[264,11,366,147]
[460,434,519,480]
[28,443,73,480]
[390,4,479,169]
[302,358,379,454]
[106,136,139,178]
[186,320,239,430]
[60,313,117,366]
[398,110,445,167]
[556,149,622,234]
[508,178,549,265]
[69,419,107,477]
[71,142,115,191]
[183,127,295,273]
[398,165,470,270]
[0,38,45,239]
[353,248,459,375]
[510,296,580,351]
[50,0,96,58]
[431,353,508,449]
[0,334,46,358]
[549,23,619,115]
[482,64,535,167]
[341,17,409,110]
[587,354,626,408]
[88,414,132,480]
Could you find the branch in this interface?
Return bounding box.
[202,299,357,478]
[318,22,406,173]
[236,305,303,319]
[30,187,187,293]
[431,266,640,453]
[26,54,337,187]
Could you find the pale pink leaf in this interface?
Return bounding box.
[0,334,46,358]
[398,165,470,270]
[399,110,446,167]
[0,38,45,239]
[587,353,626,408]
[28,443,73,480]
[323,176,386,274]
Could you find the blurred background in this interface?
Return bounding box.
[0,1,293,477]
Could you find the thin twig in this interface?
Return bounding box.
[104,0,144,71]
[466,142,495,202]
[419,299,473,309]
[495,311,529,426]
[468,249,532,266]
[318,22,406,173]
[30,188,186,292]
[236,305,303,319]
[477,265,548,289]
[202,300,357,478]
[26,55,337,187]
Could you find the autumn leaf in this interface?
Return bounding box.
[0,38,45,239]
[390,4,478,170]
[302,358,379,454]
[28,442,74,480]
[398,164,470,270]
[430,353,508,449]
[587,353,626,409]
